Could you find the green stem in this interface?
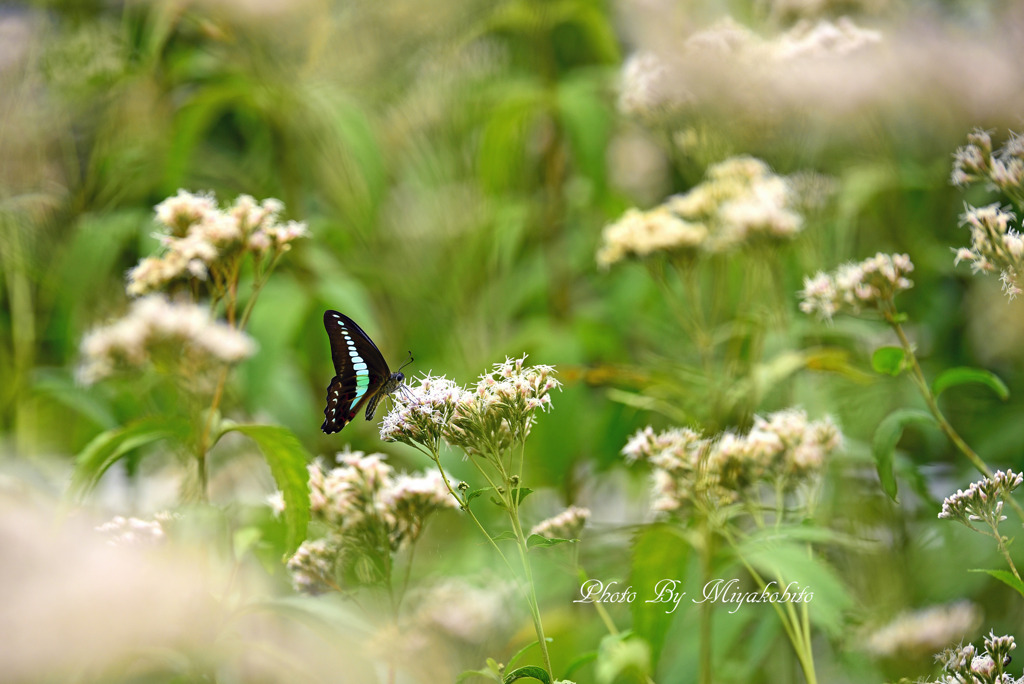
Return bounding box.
[509,505,554,682]
[987,520,1023,582]
[885,310,1024,523]
[698,518,713,684]
[720,528,817,684]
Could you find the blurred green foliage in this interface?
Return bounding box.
[4,0,1024,682]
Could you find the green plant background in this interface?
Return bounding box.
[3,1,1024,682]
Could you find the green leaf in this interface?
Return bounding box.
[971,568,1024,599]
[457,658,503,683]
[504,665,550,683]
[629,524,690,669]
[871,346,906,376]
[506,639,545,671]
[873,409,938,501]
[933,367,1010,401]
[527,534,576,549]
[466,487,491,504]
[223,424,311,554]
[737,538,852,638]
[512,487,534,504]
[70,415,190,499]
[492,531,518,542]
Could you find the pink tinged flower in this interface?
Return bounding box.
[155,190,216,231]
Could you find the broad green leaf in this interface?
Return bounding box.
[629,524,690,668]
[971,569,1024,599]
[737,539,852,637]
[527,534,576,549]
[933,367,1010,401]
[492,531,518,542]
[224,423,311,553]
[873,409,938,501]
[871,346,906,376]
[504,666,550,683]
[70,415,190,499]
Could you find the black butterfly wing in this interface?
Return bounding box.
[321,311,392,434]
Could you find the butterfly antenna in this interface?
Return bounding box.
[398,350,415,372]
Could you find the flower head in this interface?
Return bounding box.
[625,409,842,516]
[799,253,914,320]
[862,601,980,659]
[938,469,1024,529]
[95,514,172,546]
[598,156,812,268]
[380,374,465,449]
[127,191,307,297]
[280,449,456,593]
[954,203,1024,300]
[78,295,256,383]
[530,505,590,540]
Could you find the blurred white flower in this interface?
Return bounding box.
[128,191,307,296]
[78,295,256,383]
[530,505,590,539]
[598,155,812,267]
[95,514,169,546]
[863,601,981,658]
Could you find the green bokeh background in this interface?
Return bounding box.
[3,0,1024,682]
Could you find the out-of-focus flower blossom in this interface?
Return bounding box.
[530,505,590,540]
[598,156,811,267]
[277,450,457,594]
[286,538,338,595]
[624,409,842,515]
[862,602,981,658]
[127,191,308,296]
[799,253,914,319]
[95,514,171,546]
[78,295,256,383]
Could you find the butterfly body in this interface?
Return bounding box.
[321,310,404,434]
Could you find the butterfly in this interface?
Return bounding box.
[321,310,409,434]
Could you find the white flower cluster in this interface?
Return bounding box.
[285,538,336,595]
[530,505,590,540]
[618,17,882,118]
[379,374,464,450]
[127,190,308,296]
[938,469,1024,528]
[78,295,256,383]
[280,450,456,594]
[951,129,1024,196]
[381,356,561,457]
[598,156,807,267]
[624,409,842,514]
[931,632,1018,684]
[95,514,171,546]
[862,601,980,658]
[954,204,1024,300]
[409,577,516,644]
[799,252,914,320]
